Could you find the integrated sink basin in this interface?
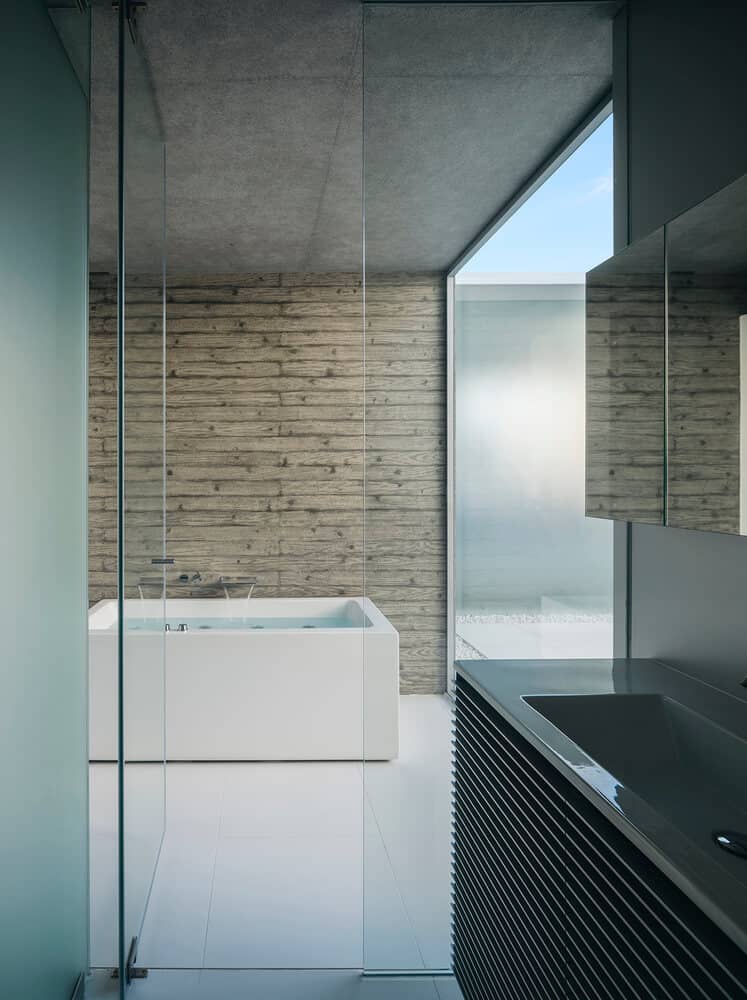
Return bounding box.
[523,693,747,859]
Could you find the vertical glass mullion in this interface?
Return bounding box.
[117,8,167,990]
[116,1,126,991]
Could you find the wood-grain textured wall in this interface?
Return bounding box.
[585,272,666,524]
[667,273,746,534]
[586,272,746,535]
[88,271,447,693]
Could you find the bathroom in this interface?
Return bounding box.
[4,2,747,999]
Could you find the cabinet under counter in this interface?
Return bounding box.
[453,659,747,1000]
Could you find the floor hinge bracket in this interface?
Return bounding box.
[111,937,149,982]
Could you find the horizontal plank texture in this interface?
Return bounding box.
[667,272,746,534]
[585,274,666,524]
[88,271,447,693]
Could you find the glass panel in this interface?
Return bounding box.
[361,2,456,975]
[363,4,615,972]
[1,2,90,997]
[586,228,666,527]
[666,173,747,534]
[454,117,616,664]
[119,13,166,986]
[111,3,365,975]
[455,278,615,659]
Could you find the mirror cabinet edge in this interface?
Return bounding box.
[586,170,747,536]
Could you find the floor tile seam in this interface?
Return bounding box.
[200,774,228,968]
[362,777,429,972]
[216,831,364,841]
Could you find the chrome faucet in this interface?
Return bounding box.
[219,575,257,599]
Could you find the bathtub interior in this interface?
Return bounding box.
[89,596,378,632]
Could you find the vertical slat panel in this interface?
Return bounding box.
[453,679,567,999]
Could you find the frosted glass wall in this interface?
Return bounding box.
[454,279,613,660]
[0,1,89,996]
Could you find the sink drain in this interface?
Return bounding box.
[714,831,747,859]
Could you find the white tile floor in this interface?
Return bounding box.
[90,695,455,978]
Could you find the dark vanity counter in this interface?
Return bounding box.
[456,658,747,956]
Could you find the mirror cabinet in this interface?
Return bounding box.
[586,228,666,525]
[586,172,747,535]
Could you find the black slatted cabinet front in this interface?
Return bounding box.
[452,674,747,1000]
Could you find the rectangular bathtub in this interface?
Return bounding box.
[89,597,399,761]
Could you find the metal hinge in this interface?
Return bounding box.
[127,936,149,983]
[112,1,147,43]
[111,0,147,12]
[111,936,149,983]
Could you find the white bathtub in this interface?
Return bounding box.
[89,597,399,761]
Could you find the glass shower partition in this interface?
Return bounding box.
[362,2,456,976]
[117,6,167,990]
[111,0,368,981]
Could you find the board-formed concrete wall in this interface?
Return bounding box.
[88,271,447,693]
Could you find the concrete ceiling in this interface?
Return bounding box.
[89,1,614,275]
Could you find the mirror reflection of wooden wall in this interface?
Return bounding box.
[586,229,666,525]
[666,174,747,534]
[585,173,747,535]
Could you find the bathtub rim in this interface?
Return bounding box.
[88,595,395,635]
